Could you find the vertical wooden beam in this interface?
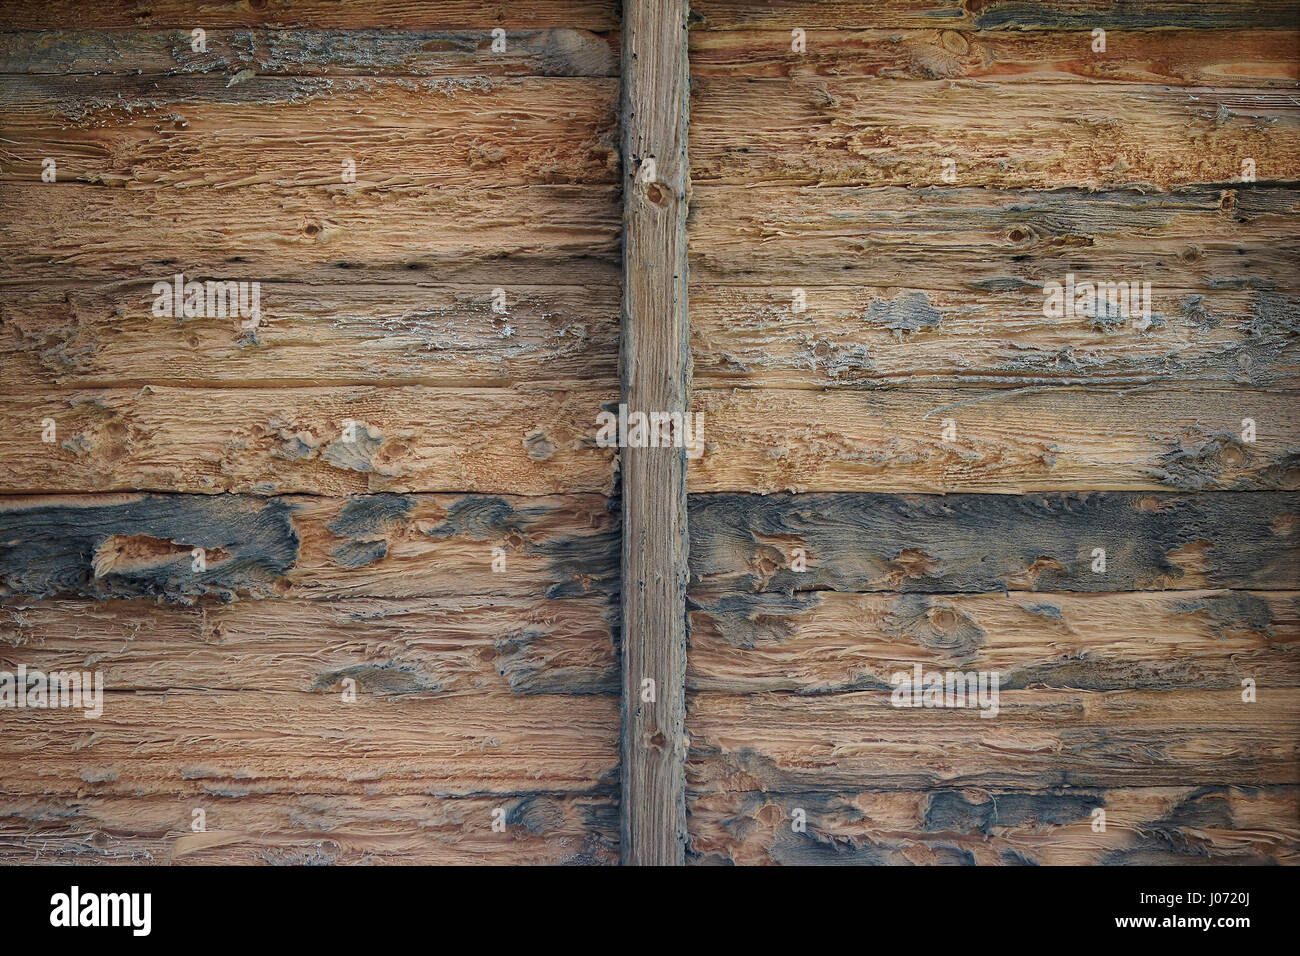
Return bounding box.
[619,0,691,865]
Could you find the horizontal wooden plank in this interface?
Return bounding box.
[0,593,617,696]
[1,281,618,390]
[692,284,1300,389]
[0,386,617,494]
[688,786,1300,865]
[0,74,619,188]
[688,491,1299,594]
[0,184,621,285]
[689,1,1300,31]
[688,186,1300,290]
[0,791,618,865]
[0,492,618,602]
[0,690,619,797]
[0,28,618,76]
[0,2,617,31]
[689,387,1300,493]
[687,688,1300,789]
[689,589,1300,693]
[689,28,1300,86]
[691,79,1300,190]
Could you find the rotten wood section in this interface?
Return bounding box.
[0,387,617,495]
[688,491,1300,595]
[688,387,1300,494]
[689,589,1300,693]
[0,492,618,603]
[0,74,619,188]
[2,281,619,391]
[619,0,691,866]
[0,29,619,76]
[688,1,1300,31]
[690,80,1300,190]
[691,285,1299,390]
[689,28,1300,85]
[0,1,619,31]
[686,687,1300,790]
[0,791,618,865]
[688,786,1300,865]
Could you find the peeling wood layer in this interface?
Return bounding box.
[0,791,619,865]
[688,787,1300,865]
[688,491,1299,594]
[0,691,619,797]
[0,74,620,188]
[689,28,1300,86]
[1,281,619,391]
[0,492,618,602]
[689,387,1300,493]
[689,589,1300,693]
[691,79,1300,190]
[689,185,1300,289]
[0,387,617,495]
[686,688,1300,790]
[0,29,619,77]
[692,285,1300,389]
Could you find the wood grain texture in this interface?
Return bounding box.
[689,387,1299,493]
[689,1,1300,31]
[691,285,1300,389]
[0,690,619,797]
[688,492,1299,595]
[620,0,691,866]
[0,386,616,495]
[0,791,618,865]
[0,492,618,602]
[1,593,617,696]
[0,1,618,31]
[0,28,619,76]
[688,786,1300,865]
[689,185,1300,288]
[1,281,618,390]
[691,79,1300,190]
[0,74,619,188]
[689,589,1300,693]
[686,688,1300,790]
[689,28,1300,85]
[0,183,620,285]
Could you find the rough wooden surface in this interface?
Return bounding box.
[689,786,1300,865]
[689,492,1299,594]
[0,492,618,602]
[0,387,617,495]
[2,281,619,390]
[689,589,1300,693]
[691,79,1300,190]
[692,285,1300,389]
[619,0,691,866]
[687,688,1300,790]
[1,791,619,865]
[688,387,1300,494]
[0,29,619,76]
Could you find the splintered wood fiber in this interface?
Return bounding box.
[0,0,1297,867]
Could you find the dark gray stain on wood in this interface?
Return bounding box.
[925,789,1104,834]
[972,2,1300,31]
[689,492,1299,594]
[0,494,297,602]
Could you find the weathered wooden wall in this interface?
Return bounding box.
[684,1,1300,864]
[0,1,622,864]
